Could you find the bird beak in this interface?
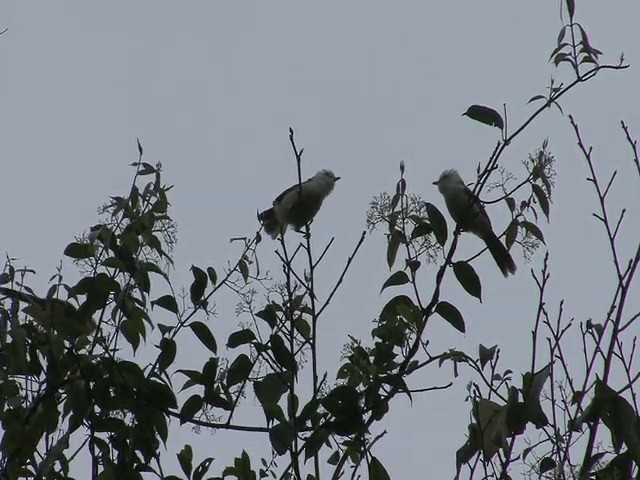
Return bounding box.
[432,180,439,185]
[335,177,341,182]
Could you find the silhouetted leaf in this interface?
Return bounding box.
[539,457,556,474]
[479,344,497,370]
[463,105,504,130]
[505,220,518,250]
[523,365,551,428]
[387,230,403,269]
[380,271,410,293]
[256,303,279,328]
[207,267,217,285]
[410,222,432,239]
[158,338,177,374]
[193,457,214,480]
[520,221,545,244]
[227,329,256,349]
[269,422,294,456]
[532,184,550,221]
[453,261,482,302]
[64,242,95,259]
[425,202,448,246]
[505,197,516,213]
[254,373,289,407]
[227,354,252,386]
[190,266,208,306]
[190,321,218,354]
[435,301,465,333]
[152,294,179,314]
[177,444,193,478]
[368,456,391,480]
[528,95,546,104]
[304,427,329,461]
[180,395,203,424]
[270,334,296,373]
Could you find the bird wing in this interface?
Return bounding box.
[273,179,310,206]
[462,185,493,229]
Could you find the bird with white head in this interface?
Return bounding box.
[258,169,340,239]
[433,169,516,277]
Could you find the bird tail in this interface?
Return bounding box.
[258,208,282,239]
[481,231,517,277]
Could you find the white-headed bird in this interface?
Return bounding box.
[258,170,340,239]
[433,169,516,276]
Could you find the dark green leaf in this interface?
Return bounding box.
[327,451,340,465]
[256,304,279,328]
[463,105,504,130]
[269,422,294,456]
[152,294,179,314]
[158,338,177,373]
[64,242,95,259]
[270,334,296,374]
[505,220,518,250]
[532,184,550,221]
[380,271,410,293]
[304,428,329,461]
[453,261,482,302]
[227,354,252,386]
[207,267,217,285]
[386,230,403,269]
[435,301,465,333]
[368,456,391,480]
[190,266,208,306]
[505,197,516,213]
[539,457,556,474]
[520,221,545,244]
[177,444,193,478]
[528,95,546,104]
[179,395,203,424]
[425,202,448,246]
[193,457,214,480]
[479,344,497,370]
[594,451,632,480]
[522,365,551,428]
[190,321,218,354]
[227,329,256,349]
[410,222,432,240]
[254,373,289,407]
[239,259,249,283]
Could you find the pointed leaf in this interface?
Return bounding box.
[227,353,252,386]
[269,422,294,456]
[453,261,482,302]
[190,266,208,306]
[520,221,545,244]
[227,329,256,349]
[190,321,218,354]
[64,242,96,259]
[532,184,550,221]
[179,394,203,424]
[152,294,179,314]
[380,271,410,293]
[368,456,391,480]
[425,202,448,246]
[435,301,465,333]
[386,230,403,269]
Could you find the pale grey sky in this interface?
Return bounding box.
[1,1,639,478]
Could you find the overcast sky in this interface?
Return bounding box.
[1,1,640,478]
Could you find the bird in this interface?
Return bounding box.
[433,169,516,277]
[258,169,340,239]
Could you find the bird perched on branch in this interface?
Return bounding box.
[258,169,340,239]
[433,169,516,277]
